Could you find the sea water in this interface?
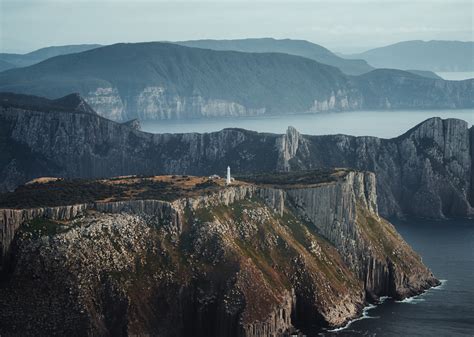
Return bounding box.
[319,219,474,337]
[141,109,473,138]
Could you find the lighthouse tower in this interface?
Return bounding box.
[226,166,231,185]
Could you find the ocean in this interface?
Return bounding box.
[141,109,473,138]
[319,218,474,337]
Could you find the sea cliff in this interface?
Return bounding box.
[0,171,438,336]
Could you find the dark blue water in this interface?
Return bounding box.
[319,219,474,337]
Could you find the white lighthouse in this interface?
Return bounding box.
[226,166,231,185]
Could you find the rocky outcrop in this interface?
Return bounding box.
[85,87,125,120]
[121,118,141,130]
[0,171,437,336]
[0,96,472,219]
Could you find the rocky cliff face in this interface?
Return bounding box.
[0,172,437,336]
[278,118,474,219]
[0,96,472,219]
[282,172,435,299]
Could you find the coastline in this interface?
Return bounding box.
[322,280,447,334]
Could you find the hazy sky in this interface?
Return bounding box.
[1,0,472,54]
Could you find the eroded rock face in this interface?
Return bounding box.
[282,172,435,299]
[277,118,473,218]
[0,173,438,336]
[128,86,267,121]
[86,87,125,121]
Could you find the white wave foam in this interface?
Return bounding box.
[395,297,426,304]
[395,279,447,304]
[326,303,378,332]
[378,296,390,304]
[432,279,448,290]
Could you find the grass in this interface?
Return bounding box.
[21,217,69,237]
[355,206,415,274]
[238,169,348,188]
[0,175,226,208]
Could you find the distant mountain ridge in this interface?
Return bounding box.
[0,60,15,72]
[347,40,474,72]
[0,92,96,114]
[176,37,373,75]
[0,44,102,70]
[0,42,471,122]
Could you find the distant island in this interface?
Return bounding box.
[346,40,474,72]
[0,44,101,70]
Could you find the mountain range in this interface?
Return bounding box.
[0,42,471,121]
[0,44,101,70]
[176,38,442,79]
[176,38,373,75]
[347,40,474,72]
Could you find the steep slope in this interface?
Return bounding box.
[405,69,442,79]
[347,40,474,72]
[353,69,473,109]
[0,42,471,121]
[176,38,373,75]
[0,92,96,114]
[0,60,15,73]
[0,171,438,336]
[0,94,472,219]
[0,44,102,68]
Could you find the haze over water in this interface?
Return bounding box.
[142,109,474,138]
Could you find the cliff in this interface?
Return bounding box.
[0,42,471,121]
[0,171,438,336]
[1,97,472,219]
[278,118,474,218]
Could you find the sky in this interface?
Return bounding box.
[0,0,472,54]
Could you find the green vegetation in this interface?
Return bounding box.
[192,197,359,293]
[355,206,414,273]
[177,38,373,75]
[238,169,345,187]
[21,217,68,237]
[0,176,223,208]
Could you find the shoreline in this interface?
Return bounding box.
[322,280,447,334]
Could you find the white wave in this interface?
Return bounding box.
[432,279,448,290]
[395,296,426,304]
[378,296,390,304]
[395,279,447,304]
[326,303,379,332]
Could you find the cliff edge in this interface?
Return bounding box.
[0,170,438,336]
